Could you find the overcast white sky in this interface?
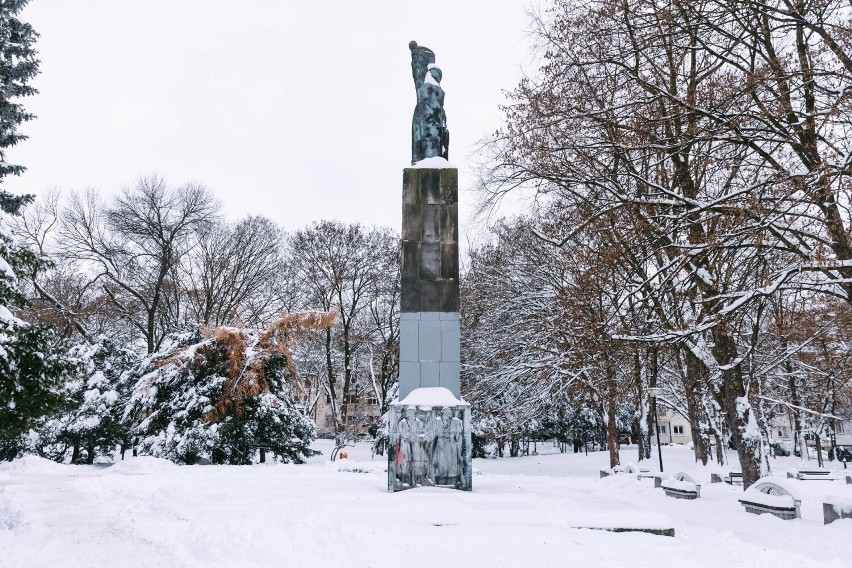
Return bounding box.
[7,1,535,237]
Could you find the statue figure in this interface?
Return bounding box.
[433,407,459,485]
[410,409,430,485]
[450,407,465,488]
[421,410,439,485]
[410,41,449,165]
[396,408,415,486]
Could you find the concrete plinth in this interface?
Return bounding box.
[399,167,460,399]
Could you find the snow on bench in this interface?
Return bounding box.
[785,470,836,481]
[617,462,648,475]
[723,472,743,485]
[661,472,701,500]
[823,499,852,525]
[566,511,675,537]
[738,478,801,520]
[600,462,657,482]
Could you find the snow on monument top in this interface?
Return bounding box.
[411,156,457,169]
[393,386,468,408]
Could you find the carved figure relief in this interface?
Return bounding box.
[388,404,469,491]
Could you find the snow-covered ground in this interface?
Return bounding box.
[1,441,850,568]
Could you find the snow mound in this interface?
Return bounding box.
[661,478,698,492]
[393,387,469,409]
[0,499,24,531]
[0,455,62,473]
[567,511,673,530]
[107,456,177,474]
[410,156,457,169]
[337,461,383,474]
[746,477,802,502]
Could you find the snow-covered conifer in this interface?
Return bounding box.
[126,314,333,464]
[0,0,38,182]
[29,337,139,463]
[0,2,77,460]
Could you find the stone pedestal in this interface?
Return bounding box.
[399,167,460,399]
[390,165,471,491]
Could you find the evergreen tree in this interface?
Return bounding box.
[126,315,332,465]
[0,0,39,181]
[0,193,75,459]
[0,2,76,460]
[29,337,139,463]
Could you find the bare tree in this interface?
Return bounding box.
[288,221,398,456]
[184,215,284,327]
[60,175,219,353]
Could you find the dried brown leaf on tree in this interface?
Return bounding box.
[204,311,336,423]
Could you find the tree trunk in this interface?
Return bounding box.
[85,444,95,465]
[509,436,519,458]
[633,348,649,461]
[714,331,762,489]
[783,347,805,462]
[259,447,266,464]
[71,442,80,464]
[714,429,724,466]
[607,388,620,469]
[815,432,824,468]
[684,350,709,465]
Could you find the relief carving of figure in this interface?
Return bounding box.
[450,408,464,488]
[395,407,415,486]
[410,409,431,485]
[433,407,459,485]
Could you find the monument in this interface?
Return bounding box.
[388,41,472,492]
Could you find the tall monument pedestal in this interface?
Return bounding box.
[389,166,472,492]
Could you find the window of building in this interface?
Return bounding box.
[673,425,684,436]
[777,426,788,438]
[659,425,667,435]
[367,395,379,406]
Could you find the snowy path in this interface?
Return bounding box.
[1,444,850,568]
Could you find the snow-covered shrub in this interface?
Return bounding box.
[28,336,139,463]
[0,190,77,460]
[371,411,390,457]
[126,314,333,465]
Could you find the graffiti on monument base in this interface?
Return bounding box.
[388,404,472,491]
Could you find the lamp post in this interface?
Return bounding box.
[649,387,664,473]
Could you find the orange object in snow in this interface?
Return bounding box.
[339,452,348,459]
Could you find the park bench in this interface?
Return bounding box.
[723,472,743,485]
[661,472,701,500]
[601,462,653,479]
[738,478,801,520]
[620,462,655,478]
[786,470,834,481]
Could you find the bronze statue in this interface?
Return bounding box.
[410,41,449,165]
